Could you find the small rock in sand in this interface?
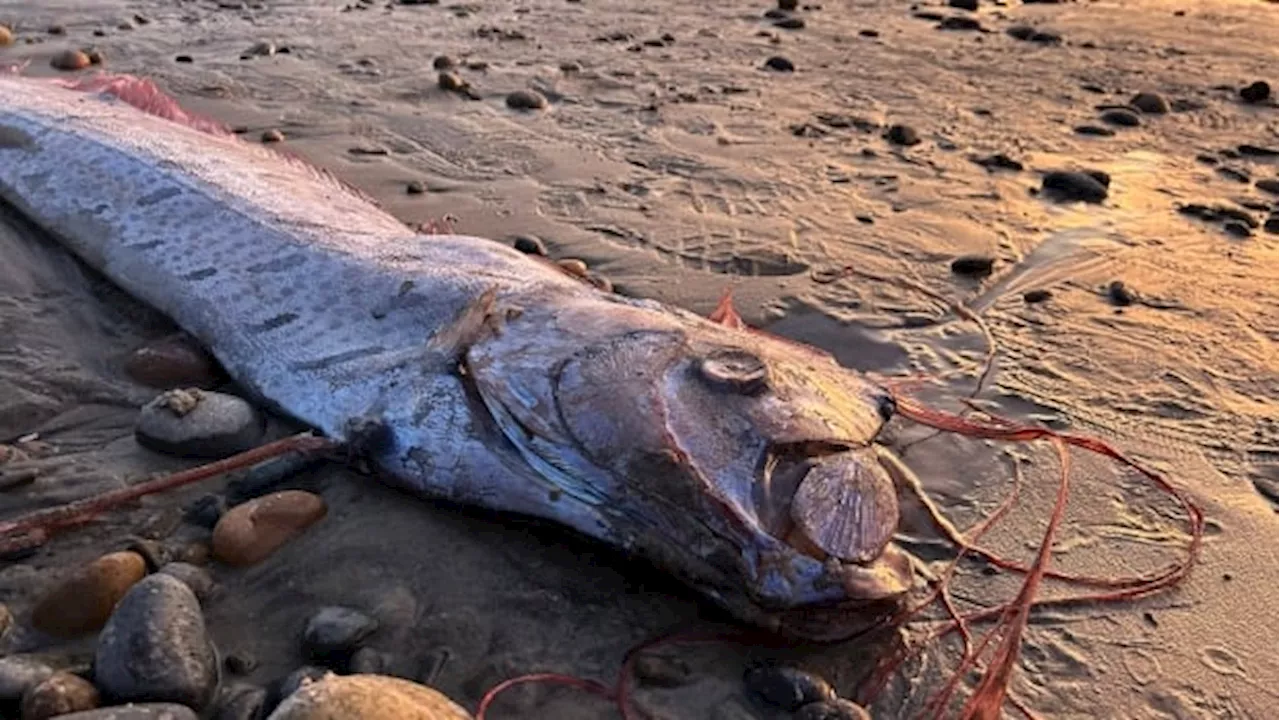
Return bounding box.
[950,255,996,277]
[302,607,379,668]
[437,72,466,92]
[32,551,148,637]
[1265,215,1278,234]
[0,25,12,46]
[764,56,795,72]
[744,664,836,711]
[795,698,872,720]
[21,672,100,720]
[95,574,218,710]
[135,389,265,459]
[261,129,285,143]
[1074,124,1115,137]
[773,17,806,29]
[512,235,547,256]
[1107,280,1137,306]
[971,153,1023,172]
[1100,108,1141,127]
[158,562,216,601]
[1239,81,1271,104]
[125,335,223,390]
[51,49,92,71]
[1040,170,1109,203]
[948,0,979,9]
[406,180,427,195]
[212,490,327,567]
[1255,178,1279,194]
[265,673,472,720]
[632,654,692,687]
[55,704,199,719]
[0,657,54,703]
[432,55,455,70]
[47,25,66,36]
[885,124,921,146]
[778,0,799,9]
[1129,92,1170,114]
[505,90,548,111]
[1023,289,1053,303]
[557,258,590,278]
[937,16,983,31]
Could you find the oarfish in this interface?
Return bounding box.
[0,73,915,640]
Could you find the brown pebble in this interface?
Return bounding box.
[432,55,455,70]
[47,25,66,36]
[20,672,100,720]
[31,551,148,637]
[586,272,613,293]
[506,89,548,110]
[437,72,466,92]
[50,49,91,71]
[261,128,285,143]
[406,180,427,195]
[212,490,327,567]
[0,25,12,46]
[557,258,589,278]
[83,47,104,65]
[125,335,223,390]
[268,673,471,720]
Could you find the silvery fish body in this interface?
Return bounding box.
[0,74,913,639]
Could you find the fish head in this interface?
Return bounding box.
[465,295,914,640]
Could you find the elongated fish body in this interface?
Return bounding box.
[0,75,913,639]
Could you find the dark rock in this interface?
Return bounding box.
[1007,25,1060,43]
[1041,171,1109,203]
[511,235,548,256]
[1223,220,1252,238]
[1195,153,1219,165]
[858,29,879,37]
[764,56,795,72]
[1074,124,1115,137]
[1023,289,1053,303]
[53,705,199,720]
[1239,81,1271,104]
[1100,108,1141,127]
[21,672,99,719]
[938,16,983,30]
[1107,281,1137,306]
[796,699,872,720]
[0,657,54,703]
[183,494,225,529]
[913,11,945,21]
[948,0,979,9]
[773,17,806,29]
[437,72,467,92]
[1265,215,1279,234]
[1238,144,1279,157]
[263,667,328,716]
[212,684,266,720]
[778,0,799,9]
[505,89,548,110]
[94,574,218,710]
[224,453,322,505]
[971,153,1024,172]
[950,255,996,277]
[406,180,427,195]
[1255,178,1279,194]
[1216,166,1250,183]
[1129,92,1170,114]
[885,124,920,146]
[1177,203,1258,227]
[432,55,455,70]
[302,607,378,668]
[175,55,194,63]
[744,664,836,711]
[135,389,265,460]
[764,9,789,19]
[632,654,693,688]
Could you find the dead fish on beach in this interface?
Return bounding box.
[0,72,917,640]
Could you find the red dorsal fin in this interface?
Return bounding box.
[709,286,747,331]
[55,73,235,138]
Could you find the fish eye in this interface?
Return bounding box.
[697,348,769,394]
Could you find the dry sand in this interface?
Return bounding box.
[1,0,1277,717]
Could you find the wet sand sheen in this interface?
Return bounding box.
[1,0,1277,718]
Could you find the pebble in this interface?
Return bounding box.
[432,55,455,70]
[744,664,836,711]
[950,255,995,277]
[125,336,222,389]
[224,653,258,676]
[971,153,1024,172]
[84,48,105,65]
[632,654,692,687]
[225,453,321,505]
[1265,215,1278,234]
[1238,143,1279,157]
[95,574,218,710]
[1257,178,1279,194]
[1041,170,1109,203]
[1074,124,1115,137]
[0,25,11,46]
[21,672,100,720]
[764,56,795,72]
[265,673,472,720]
[54,705,199,719]
[183,493,226,529]
[158,562,216,601]
[262,129,285,143]
[1239,81,1271,104]
[32,551,148,637]
[773,17,806,29]
[512,235,547,256]
[778,0,799,9]
[1023,289,1053,303]
[1100,108,1141,127]
[795,699,872,720]
[1007,25,1060,43]
[0,657,54,703]
[885,124,921,146]
[437,72,467,92]
[51,49,92,71]
[263,667,328,715]
[1129,92,1170,114]
[406,180,427,195]
[212,490,327,567]
[937,16,983,31]
[302,607,379,668]
[1107,280,1137,306]
[135,389,265,459]
[556,258,590,278]
[948,0,979,9]
[214,684,267,720]
[505,90,548,111]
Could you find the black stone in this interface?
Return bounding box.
[885,124,921,146]
[301,606,379,669]
[764,56,795,72]
[1041,171,1109,203]
[744,663,837,711]
[1239,81,1271,104]
[950,255,996,277]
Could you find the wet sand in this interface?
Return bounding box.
[1,0,1277,717]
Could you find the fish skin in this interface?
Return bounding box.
[0,74,912,639]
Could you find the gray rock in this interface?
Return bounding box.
[302,607,378,668]
[157,563,216,602]
[0,656,54,702]
[55,705,199,719]
[212,684,267,720]
[94,574,218,710]
[135,389,264,459]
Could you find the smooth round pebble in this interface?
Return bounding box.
[262,129,285,143]
[94,574,218,710]
[744,664,836,711]
[950,255,995,277]
[1129,92,1169,114]
[437,72,466,92]
[406,180,427,195]
[1107,280,1137,306]
[1239,81,1271,104]
[302,607,379,668]
[32,551,147,637]
[1023,289,1053,304]
[432,55,455,70]
[265,674,472,720]
[795,698,872,720]
[1041,170,1109,203]
[0,657,54,702]
[51,49,91,71]
[511,235,547,255]
[1099,108,1141,127]
[135,389,265,459]
[505,90,548,110]
[0,25,11,46]
[54,705,199,719]
[158,562,216,601]
[124,336,222,390]
[21,672,99,720]
[556,258,589,278]
[885,124,921,146]
[763,56,795,72]
[212,490,327,567]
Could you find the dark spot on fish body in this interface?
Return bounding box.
[128,240,166,251]
[247,253,308,273]
[137,187,183,206]
[249,312,300,333]
[292,346,386,371]
[181,267,218,281]
[0,124,37,149]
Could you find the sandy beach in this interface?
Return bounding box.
[1,0,1277,718]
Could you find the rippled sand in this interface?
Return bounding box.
[1,0,1276,717]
